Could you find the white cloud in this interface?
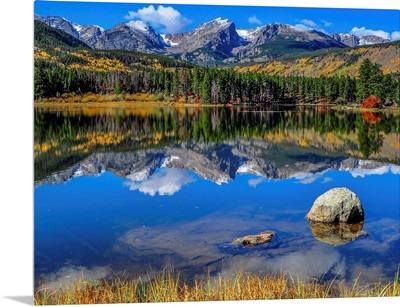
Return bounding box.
[125,5,191,33]
[321,20,332,27]
[248,15,262,25]
[294,23,313,31]
[391,31,400,41]
[294,19,328,34]
[124,168,195,196]
[300,19,317,27]
[350,26,390,40]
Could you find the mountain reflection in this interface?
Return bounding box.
[34,139,400,188]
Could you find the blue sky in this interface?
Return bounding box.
[34,0,400,40]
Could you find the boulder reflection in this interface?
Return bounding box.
[308,221,369,246]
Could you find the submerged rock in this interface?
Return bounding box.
[308,220,369,246]
[306,187,364,223]
[232,231,274,247]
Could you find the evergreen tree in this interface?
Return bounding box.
[201,69,212,104]
[171,68,180,100]
[357,58,384,101]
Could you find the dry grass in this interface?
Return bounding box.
[34,268,399,305]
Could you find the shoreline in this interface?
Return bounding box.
[34,100,400,113]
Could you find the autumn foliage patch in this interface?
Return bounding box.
[362,112,382,124]
[361,95,382,109]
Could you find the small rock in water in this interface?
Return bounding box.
[233,231,274,247]
[306,187,364,224]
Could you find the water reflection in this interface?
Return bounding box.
[34,106,399,181]
[34,106,400,290]
[308,221,368,246]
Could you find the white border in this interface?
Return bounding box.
[0,1,398,307]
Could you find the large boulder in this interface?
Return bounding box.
[306,187,364,223]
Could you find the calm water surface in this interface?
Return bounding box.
[34,105,400,290]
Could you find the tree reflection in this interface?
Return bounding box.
[356,113,385,159]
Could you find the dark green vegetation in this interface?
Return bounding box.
[258,39,400,63]
[357,58,398,101]
[34,20,400,105]
[34,19,90,49]
[252,34,340,60]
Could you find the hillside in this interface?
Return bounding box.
[34,20,193,70]
[234,41,400,77]
[34,16,400,77]
[34,19,399,106]
[34,20,90,49]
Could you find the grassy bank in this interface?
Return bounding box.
[34,92,203,106]
[34,269,399,305]
[33,93,400,113]
[33,92,230,108]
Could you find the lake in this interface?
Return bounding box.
[34,105,400,291]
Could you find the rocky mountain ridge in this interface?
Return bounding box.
[34,14,395,65]
[330,33,390,47]
[95,20,166,53]
[34,14,104,47]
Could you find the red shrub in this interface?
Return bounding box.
[362,95,382,109]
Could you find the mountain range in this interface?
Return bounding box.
[34,14,392,65]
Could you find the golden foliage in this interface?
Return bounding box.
[34,48,57,62]
[67,51,131,73]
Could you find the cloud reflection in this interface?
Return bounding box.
[266,244,341,281]
[322,177,333,184]
[349,165,400,178]
[37,265,111,291]
[291,170,328,184]
[248,177,265,188]
[124,168,195,196]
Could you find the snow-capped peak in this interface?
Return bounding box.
[213,17,230,25]
[94,25,105,32]
[236,27,261,41]
[196,17,231,31]
[160,34,179,46]
[71,22,83,33]
[126,20,152,33]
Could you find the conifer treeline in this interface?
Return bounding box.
[34,49,400,105]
